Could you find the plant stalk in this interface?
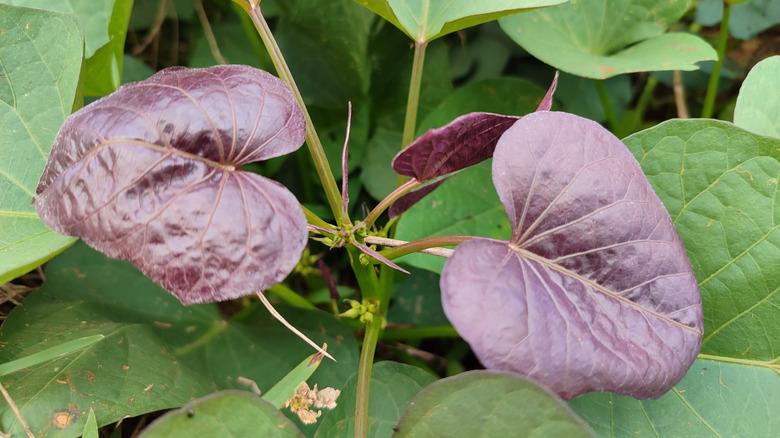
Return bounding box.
[402,41,428,149]
[701,2,731,119]
[241,3,346,225]
[595,80,618,130]
[355,316,382,438]
[361,178,422,229]
[377,234,473,260]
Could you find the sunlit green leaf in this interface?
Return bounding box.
[0,4,81,284]
[734,55,780,139]
[500,0,717,79]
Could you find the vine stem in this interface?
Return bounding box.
[366,234,474,259]
[701,1,731,119]
[595,80,618,130]
[241,3,346,224]
[361,178,422,229]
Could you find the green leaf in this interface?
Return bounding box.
[275,0,374,109]
[394,371,595,437]
[361,129,403,201]
[570,119,780,436]
[2,0,133,96]
[500,0,717,79]
[314,361,436,438]
[0,335,103,376]
[696,0,780,40]
[734,55,780,139]
[570,358,780,437]
[416,77,545,134]
[138,391,305,438]
[352,0,567,42]
[395,160,511,274]
[263,351,325,408]
[81,0,133,96]
[0,4,81,284]
[81,409,98,438]
[0,242,358,437]
[387,268,448,326]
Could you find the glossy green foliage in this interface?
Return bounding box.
[500,0,717,78]
[0,242,358,437]
[139,391,306,438]
[395,371,595,437]
[0,4,80,285]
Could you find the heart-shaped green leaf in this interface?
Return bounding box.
[0,4,81,285]
[352,0,567,42]
[500,0,717,79]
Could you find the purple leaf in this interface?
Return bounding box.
[441,112,702,400]
[35,65,308,305]
[392,113,519,182]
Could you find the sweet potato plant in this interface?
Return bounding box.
[1,0,779,437]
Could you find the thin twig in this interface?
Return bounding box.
[195,1,228,64]
[673,70,689,119]
[132,0,169,55]
[0,382,35,438]
[256,292,335,361]
[364,235,454,258]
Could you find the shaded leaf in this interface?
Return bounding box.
[0,242,358,437]
[138,391,305,438]
[441,112,702,400]
[34,65,308,304]
[0,4,81,284]
[500,0,717,79]
[314,362,435,438]
[696,0,780,40]
[352,0,567,43]
[734,55,780,139]
[394,371,595,437]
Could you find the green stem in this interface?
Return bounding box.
[402,41,428,149]
[361,179,422,229]
[395,41,428,187]
[378,234,473,260]
[302,205,333,230]
[242,4,346,225]
[355,317,382,438]
[701,2,731,119]
[635,75,658,118]
[595,80,618,130]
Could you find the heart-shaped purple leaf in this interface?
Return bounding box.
[441,111,702,400]
[35,65,308,305]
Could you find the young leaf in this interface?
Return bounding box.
[441,111,702,400]
[34,65,308,304]
[392,112,519,183]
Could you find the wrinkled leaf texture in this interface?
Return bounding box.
[441,111,702,400]
[34,65,308,305]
